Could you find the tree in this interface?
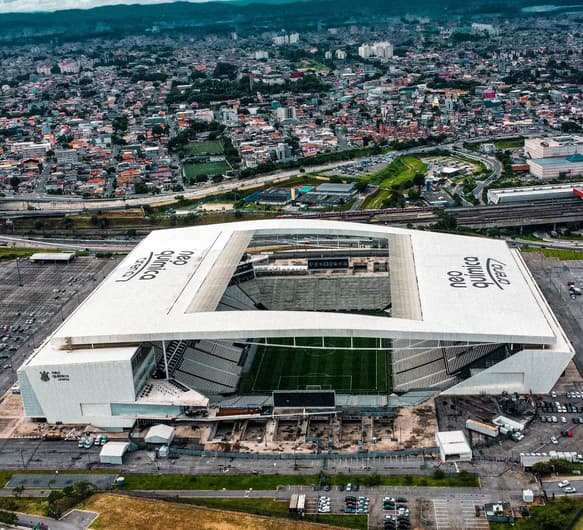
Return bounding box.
[434,210,457,231]
[57,134,73,147]
[432,468,445,479]
[134,182,148,194]
[112,115,129,133]
[12,485,24,498]
[9,176,19,191]
[0,511,17,525]
[413,172,426,187]
[151,125,165,138]
[213,62,238,80]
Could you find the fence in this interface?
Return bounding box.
[167,446,439,460]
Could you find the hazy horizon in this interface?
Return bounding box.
[0,0,234,15]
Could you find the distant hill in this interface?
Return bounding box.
[0,0,577,43]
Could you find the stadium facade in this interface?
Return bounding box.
[18,220,573,428]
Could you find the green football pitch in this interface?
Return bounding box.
[239,337,391,394]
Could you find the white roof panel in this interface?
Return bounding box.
[100,441,130,458]
[41,220,560,353]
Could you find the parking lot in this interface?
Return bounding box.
[332,154,395,177]
[524,253,583,375]
[0,256,119,399]
[280,487,493,530]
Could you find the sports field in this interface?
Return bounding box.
[184,160,230,180]
[240,337,391,394]
[186,140,224,155]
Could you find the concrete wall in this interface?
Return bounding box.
[19,359,136,428]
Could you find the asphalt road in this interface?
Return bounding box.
[543,478,583,497]
[18,513,77,530]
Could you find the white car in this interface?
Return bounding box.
[565,487,577,494]
[559,480,570,488]
[551,436,559,444]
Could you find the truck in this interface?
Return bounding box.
[466,419,499,438]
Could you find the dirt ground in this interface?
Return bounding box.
[0,390,24,437]
[84,493,349,530]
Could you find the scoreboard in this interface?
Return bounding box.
[307,258,349,270]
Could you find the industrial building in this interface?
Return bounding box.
[527,154,583,180]
[435,431,472,462]
[17,219,573,429]
[487,182,583,204]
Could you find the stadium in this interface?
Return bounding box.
[18,219,573,429]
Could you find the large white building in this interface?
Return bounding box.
[527,155,583,180]
[18,220,573,429]
[358,42,393,60]
[524,136,583,159]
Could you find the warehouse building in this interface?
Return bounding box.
[487,182,583,204]
[527,154,583,180]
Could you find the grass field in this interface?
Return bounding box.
[521,247,583,260]
[185,161,231,180]
[0,496,48,515]
[369,155,427,188]
[121,472,478,491]
[239,337,390,394]
[0,248,85,261]
[85,493,341,530]
[494,138,525,150]
[186,140,224,155]
[361,189,392,209]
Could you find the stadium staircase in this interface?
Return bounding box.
[157,340,187,375]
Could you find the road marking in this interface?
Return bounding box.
[432,499,451,530]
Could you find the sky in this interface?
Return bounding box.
[0,0,219,14]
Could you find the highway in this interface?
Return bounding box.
[0,234,136,252]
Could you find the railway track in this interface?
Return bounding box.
[283,197,583,229]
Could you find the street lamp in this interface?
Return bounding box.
[15,258,23,287]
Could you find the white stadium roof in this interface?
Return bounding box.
[22,219,571,373]
[18,219,575,418]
